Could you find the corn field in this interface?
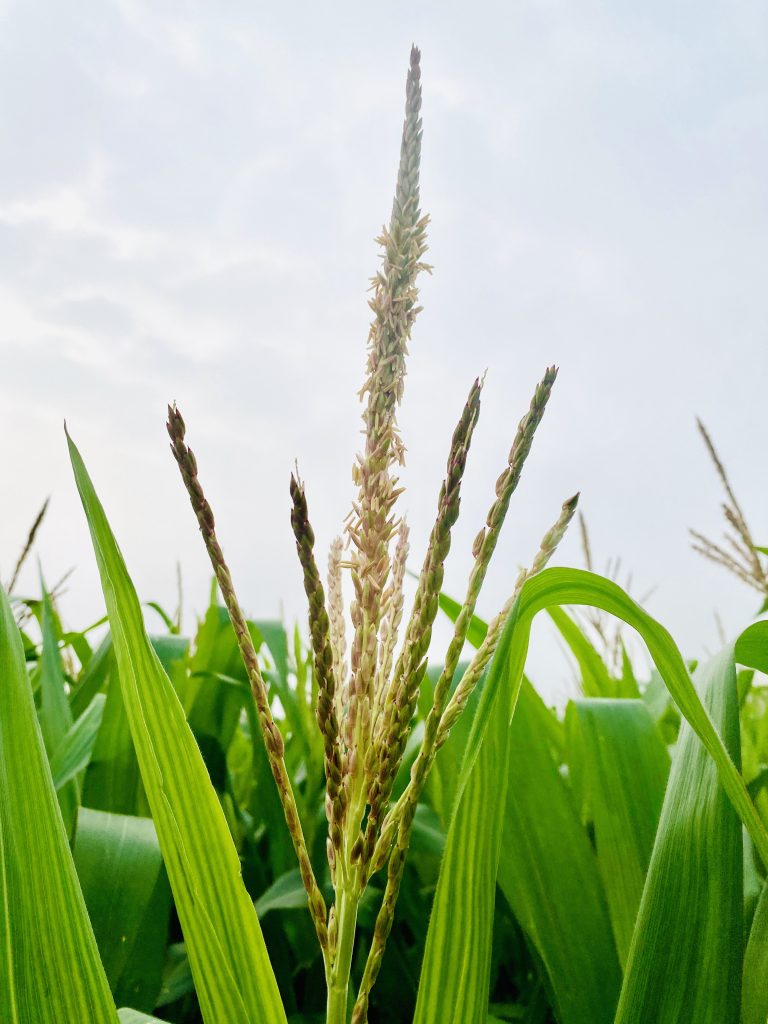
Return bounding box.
[2,47,767,1024]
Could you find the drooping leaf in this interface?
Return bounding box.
[510,569,768,866]
[0,583,118,1023]
[421,568,767,1023]
[68,431,287,1024]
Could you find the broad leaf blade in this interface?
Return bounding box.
[500,680,621,1024]
[0,584,118,1023]
[614,647,743,1023]
[68,432,287,1024]
[513,569,768,866]
[74,808,171,1012]
[567,698,669,967]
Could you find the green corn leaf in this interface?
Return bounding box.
[38,582,73,752]
[436,593,618,1024]
[511,569,768,866]
[742,880,768,1024]
[614,646,743,1022]
[83,645,146,816]
[0,583,118,1023]
[39,582,79,829]
[437,591,487,649]
[155,943,194,1009]
[255,869,309,918]
[67,430,287,1024]
[191,669,296,876]
[256,619,290,686]
[620,642,641,697]
[50,692,106,790]
[566,699,669,968]
[74,808,171,1012]
[83,634,187,818]
[735,620,768,674]
[500,680,621,1024]
[70,633,113,719]
[414,601,526,1023]
[420,568,766,1023]
[145,600,178,633]
[546,604,617,697]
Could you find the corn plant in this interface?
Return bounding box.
[2,45,768,1024]
[164,46,577,1021]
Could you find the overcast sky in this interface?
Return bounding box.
[1,1,766,700]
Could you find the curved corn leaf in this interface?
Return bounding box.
[0,584,118,1023]
[68,431,287,1024]
[615,646,743,1022]
[513,569,768,865]
[418,568,766,1022]
[436,595,620,1024]
[567,699,669,968]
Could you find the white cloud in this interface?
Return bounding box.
[0,1,766,696]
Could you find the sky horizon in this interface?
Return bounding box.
[2,1,766,701]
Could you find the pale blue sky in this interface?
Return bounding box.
[2,1,766,698]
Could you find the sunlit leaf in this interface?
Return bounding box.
[0,583,117,1022]
[68,431,287,1024]
[615,647,743,1022]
